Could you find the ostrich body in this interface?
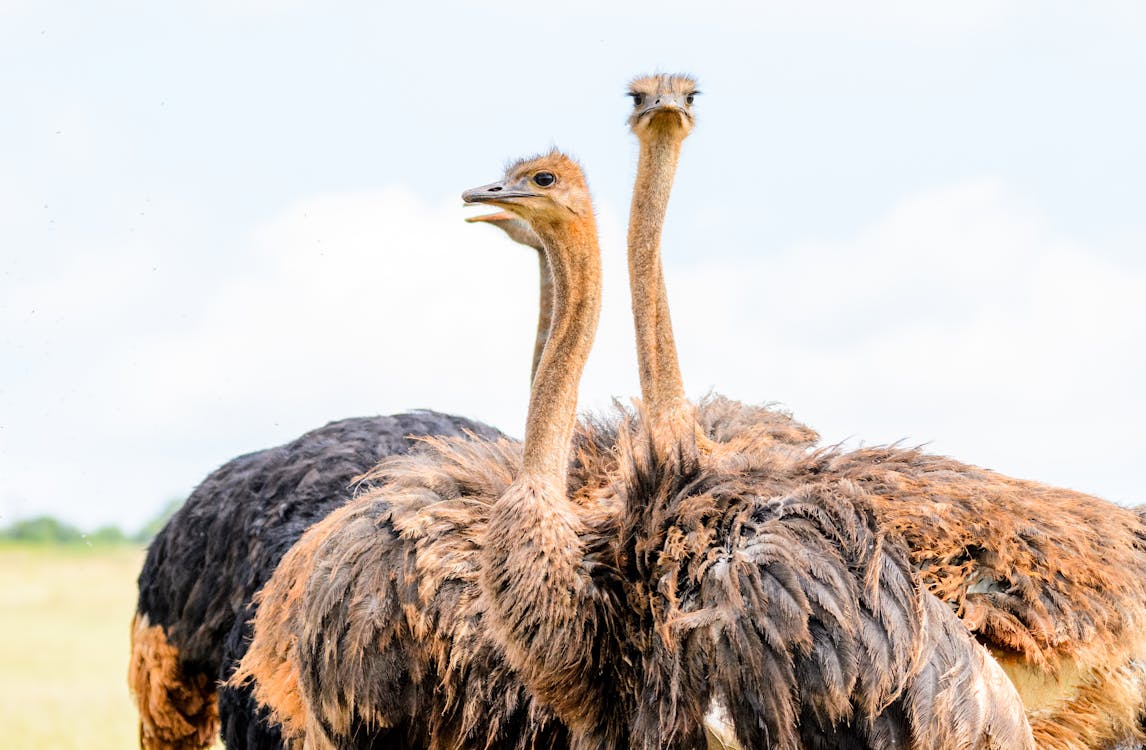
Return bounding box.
[621,75,1146,748]
[128,412,502,749]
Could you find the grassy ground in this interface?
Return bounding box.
[0,544,152,749]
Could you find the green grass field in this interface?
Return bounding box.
[0,544,153,749]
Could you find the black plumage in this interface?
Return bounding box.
[130,411,501,749]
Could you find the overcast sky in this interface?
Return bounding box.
[2,1,1144,531]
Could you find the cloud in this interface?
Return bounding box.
[1,178,1142,531]
[0,184,636,528]
[670,178,1146,504]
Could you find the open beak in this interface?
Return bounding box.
[465,210,517,224]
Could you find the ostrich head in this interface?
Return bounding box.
[462,150,592,224]
[626,73,699,138]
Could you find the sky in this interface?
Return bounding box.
[1,1,1144,531]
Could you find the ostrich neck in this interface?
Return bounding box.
[482,210,612,739]
[520,216,601,482]
[530,252,554,386]
[628,129,687,427]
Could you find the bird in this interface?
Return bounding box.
[129,157,581,750]
[232,150,599,750]
[619,74,1146,749]
[130,207,562,750]
[473,73,1032,750]
[128,412,503,750]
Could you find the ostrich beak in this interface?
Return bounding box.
[635,93,694,123]
[462,180,538,205]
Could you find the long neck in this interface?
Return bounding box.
[520,215,600,481]
[628,129,688,432]
[482,211,621,742]
[530,252,553,385]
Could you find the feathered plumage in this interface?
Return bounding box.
[692,396,1146,749]
[818,445,1146,749]
[129,411,502,749]
[235,404,1032,749]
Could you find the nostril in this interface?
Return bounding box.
[489,186,501,192]
[655,98,661,104]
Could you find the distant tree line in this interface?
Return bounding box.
[0,497,183,546]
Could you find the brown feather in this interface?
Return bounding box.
[128,613,219,750]
[236,407,1033,749]
[702,397,1146,748]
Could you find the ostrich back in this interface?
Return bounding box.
[130,411,502,750]
[699,395,1146,749]
[817,446,1146,749]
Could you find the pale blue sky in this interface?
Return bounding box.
[2,1,1144,530]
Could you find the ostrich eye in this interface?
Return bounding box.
[686,93,695,105]
[631,94,644,107]
[533,171,556,188]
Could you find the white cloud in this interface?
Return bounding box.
[670,178,1146,505]
[0,185,636,529]
[1,178,1142,531]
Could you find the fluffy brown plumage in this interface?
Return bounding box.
[687,407,1146,749]
[237,404,1034,749]
[129,613,219,750]
[819,445,1146,749]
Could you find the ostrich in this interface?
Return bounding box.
[620,74,1146,748]
[130,212,560,748]
[130,160,578,750]
[236,147,1031,750]
[473,75,1031,749]
[128,412,504,750]
[233,151,598,749]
